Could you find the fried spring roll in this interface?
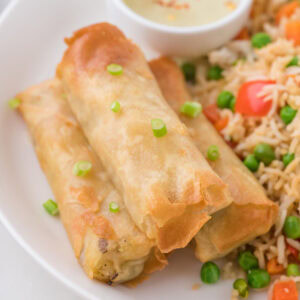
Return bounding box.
[18,79,167,284]
[150,57,278,261]
[57,23,233,253]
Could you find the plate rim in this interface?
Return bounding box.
[0,1,101,299]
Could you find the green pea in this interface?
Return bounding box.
[238,251,259,271]
[207,145,219,161]
[280,105,297,125]
[181,62,196,83]
[287,264,300,276]
[200,262,220,284]
[229,97,236,112]
[207,66,223,80]
[286,56,298,68]
[254,143,275,166]
[233,278,249,298]
[283,153,295,167]
[251,33,271,49]
[247,269,270,289]
[217,91,235,109]
[243,154,259,172]
[283,216,300,239]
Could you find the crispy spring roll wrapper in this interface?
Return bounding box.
[18,79,167,284]
[150,57,278,261]
[57,23,233,253]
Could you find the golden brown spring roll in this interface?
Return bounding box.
[18,79,167,284]
[150,57,278,261]
[57,23,233,253]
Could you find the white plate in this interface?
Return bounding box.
[0,0,266,299]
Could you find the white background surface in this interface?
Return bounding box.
[0,225,83,300]
[0,1,81,299]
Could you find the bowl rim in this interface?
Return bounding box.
[111,0,252,35]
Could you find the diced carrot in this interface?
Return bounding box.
[285,21,300,46]
[276,1,300,24]
[203,104,220,124]
[267,257,285,275]
[272,280,298,300]
[234,27,250,40]
[214,117,229,131]
[287,244,299,259]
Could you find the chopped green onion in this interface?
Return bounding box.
[8,98,21,109]
[200,262,220,284]
[280,105,297,125]
[107,63,123,76]
[180,101,202,118]
[181,62,196,83]
[151,119,167,138]
[284,216,300,239]
[217,91,235,109]
[110,101,121,113]
[251,33,271,49]
[43,199,59,216]
[109,201,120,213]
[287,264,300,276]
[243,154,259,172]
[61,93,67,100]
[207,145,219,161]
[283,153,295,167]
[286,56,299,68]
[247,269,270,289]
[73,161,92,177]
[233,279,249,298]
[207,66,223,80]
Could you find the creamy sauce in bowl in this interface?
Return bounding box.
[123,0,240,27]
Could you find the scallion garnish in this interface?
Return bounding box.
[107,64,123,76]
[8,98,21,109]
[43,199,59,216]
[109,201,120,213]
[180,101,202,118]
[73,161,92,177]
[151,119,167,138]
[111,101,121,113]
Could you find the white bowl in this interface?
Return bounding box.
[108,0,252,57]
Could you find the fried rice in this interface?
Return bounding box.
[181,0,300,296]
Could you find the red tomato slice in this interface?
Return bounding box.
[236,80,275,117]
[287,244,299,259]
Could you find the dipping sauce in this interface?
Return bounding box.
[123,0,239,27]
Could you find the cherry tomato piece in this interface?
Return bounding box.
[287,244,299,259]
[235,80,275,117]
